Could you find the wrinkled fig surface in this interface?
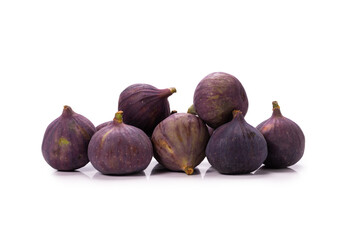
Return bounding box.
[118,83,176,136]
[193,72,248,128]
[88,111,153,175]
[257,101,305,168]
[152,113,210,175]
[42,106,96,171]
[206,110,267,174]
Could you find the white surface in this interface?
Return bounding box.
[1,1,359,239]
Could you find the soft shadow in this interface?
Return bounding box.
[77,163,97,173]
[52,169,90,179]
[92,171,146,181]
[150,163,201,176]
[203,165,271,179]
[259,166,297,174]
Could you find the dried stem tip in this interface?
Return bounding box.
[62,105,74,117]
[232,109,242,117]
[169,87,177,94]
[272,101,280,109]
[184,167,194,175]
[114,111,124,123]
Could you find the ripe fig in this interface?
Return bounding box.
[206,110,267,174]
[256,101,305,168]
[96,108,178,132]
[193,72,248,128]
[151,113,210,175]
[88,111,153,175]
[118,84,176,136]
[41,105,96,171]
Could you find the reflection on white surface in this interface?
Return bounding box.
[204,165,297,179]
[50,159,299,180]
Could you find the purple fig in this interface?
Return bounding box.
[41,106,96,171]
[206,110,267,174]
[193,72,248,128]
[118,84,176,136]
[257,101,305,168]
[97,110,178,132]
[151,113,210,175]
[88,111,153,175]
[97,112,174,132]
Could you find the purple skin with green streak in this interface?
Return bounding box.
[206,110,267,174]
[41,106,96,171]
[118,83,176,136]
[194,72,248,129]
[88,111,153,175]
[257,101,305,168]
[151,113,210,175]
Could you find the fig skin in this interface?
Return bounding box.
[118,84,176,136]
[151,113,210,175]
[187,104,213,136]
[41,106,96,171]
[193,72,248,128]
[257,101,305,168]
[88,111,153,175]
[95,121,111,131]
[206,110,267,174]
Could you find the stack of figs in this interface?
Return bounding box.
[42,72,305,176]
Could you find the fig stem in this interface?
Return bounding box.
[184,167,194,175]
[272,101,283,117]
[62,105,74,117]
[114,111,124,123]
[169,87,177,94]
[187,104,197,115]
[272,101,280,109]
[232,109,242,118]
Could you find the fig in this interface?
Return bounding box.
[151,113,210,175]
[88,111,153,175]
[96,108,177,132]
[256,101,305,168]
[193,72,249,128]
[206,110,267,174]
[118,84,176,136]
[41,105,96,171]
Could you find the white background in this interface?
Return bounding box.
[1,0,358,239]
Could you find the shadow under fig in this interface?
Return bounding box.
[92,171,146,181]
[259,166,297,174]
[52,169,90,179]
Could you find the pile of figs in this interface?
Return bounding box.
[42,72,305,176]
